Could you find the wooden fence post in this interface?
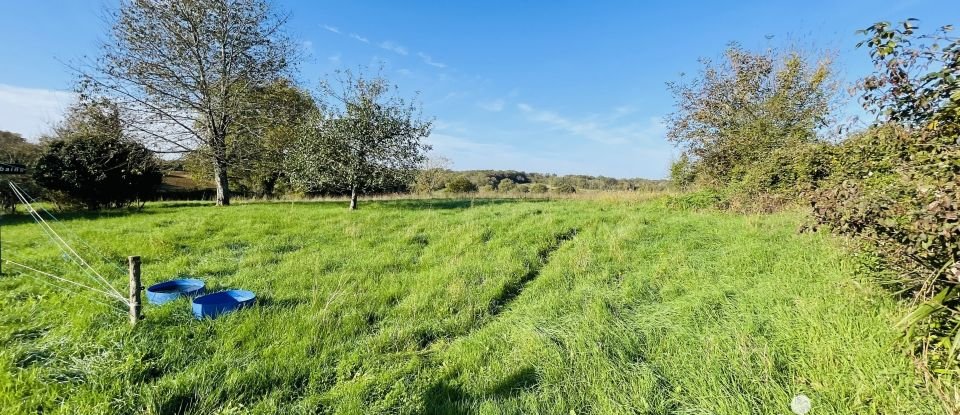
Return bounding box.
[128,256,143,325]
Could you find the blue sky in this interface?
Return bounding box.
[1,1,957,178]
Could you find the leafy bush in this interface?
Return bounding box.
[810,20,960,389]
[516,184,530,193]
[445,176,477,193]
[32,101,162,209]
[478,184,494,193]
[529,183,548,194]
[498,178,516,192]
[34,136,162,209]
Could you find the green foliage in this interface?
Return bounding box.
[31,102,162,209]
[289,70,431,209]
[529,183,549,194]
[497,178,517,192]
[478,184,494,192]
[666,44,838,204]
[0,200,942,413]
[669,153,697,188]
[0,130,41,212]
[445,176,477,193]
[810,20,960,391]
[516,183,530,193]
[187,79,317,198]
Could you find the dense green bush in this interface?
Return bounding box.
[529,183,549,194]
[498,178,517,192]
[445,176,477,193]
[32,102,162,209]
[34,137,162,209]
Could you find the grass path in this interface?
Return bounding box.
[0,199,942,414]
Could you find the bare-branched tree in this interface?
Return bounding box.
[77,0,296,206]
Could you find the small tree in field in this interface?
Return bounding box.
[79,0,295,206]
[290,70,432,209]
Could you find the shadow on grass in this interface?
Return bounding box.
[0,206,164,226]
[423,367,539,414]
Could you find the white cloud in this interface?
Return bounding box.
[478,99,505,112]
[302,40,314,53]
[517,102,666,145]
[349,33,370,44]
[378,41,408,55]
[0,84,74,140]
[328,53,342,65]
[322,24,341,34]
[417,52,446,68]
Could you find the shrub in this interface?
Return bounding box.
[478,184,494,193]
[810,20,960,386]
[529,183,548,194]
[445,176,477,193]
[516,184,530,193]
[498,178,516,192]
[34,136,162,209]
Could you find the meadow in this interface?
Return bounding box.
[0,197,944,414]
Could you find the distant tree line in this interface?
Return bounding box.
[414,168,668,195]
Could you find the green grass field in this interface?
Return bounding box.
[0,198,943,414]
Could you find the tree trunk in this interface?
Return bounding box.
[349,184,358,210]
[213,154,231,206]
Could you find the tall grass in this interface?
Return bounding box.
[0,198,942,413]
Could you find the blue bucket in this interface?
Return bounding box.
[146,279,206,305]
[192,290,256,319]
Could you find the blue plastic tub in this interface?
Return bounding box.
[191,290,256,319]
[146,279,206,305]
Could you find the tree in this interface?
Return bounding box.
[413,155,452,194]
[32,101,162,209]
[445,176,477,193]
[666,44,838,186]
[290,70,432,209]
[497,178,517,192]
[79,0,295,206]
[185,79,317,197]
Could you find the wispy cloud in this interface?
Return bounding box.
[378,41,408,55]
[328,53,342,65]
[0,84,74,139]
[517,103,665,145]
[478,99,505,112]
[349,33,370,44]
[417,52,446,68]
[301,40,314,53]
[322,24,341,34]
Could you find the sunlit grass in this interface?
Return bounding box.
[0,198,942,414]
